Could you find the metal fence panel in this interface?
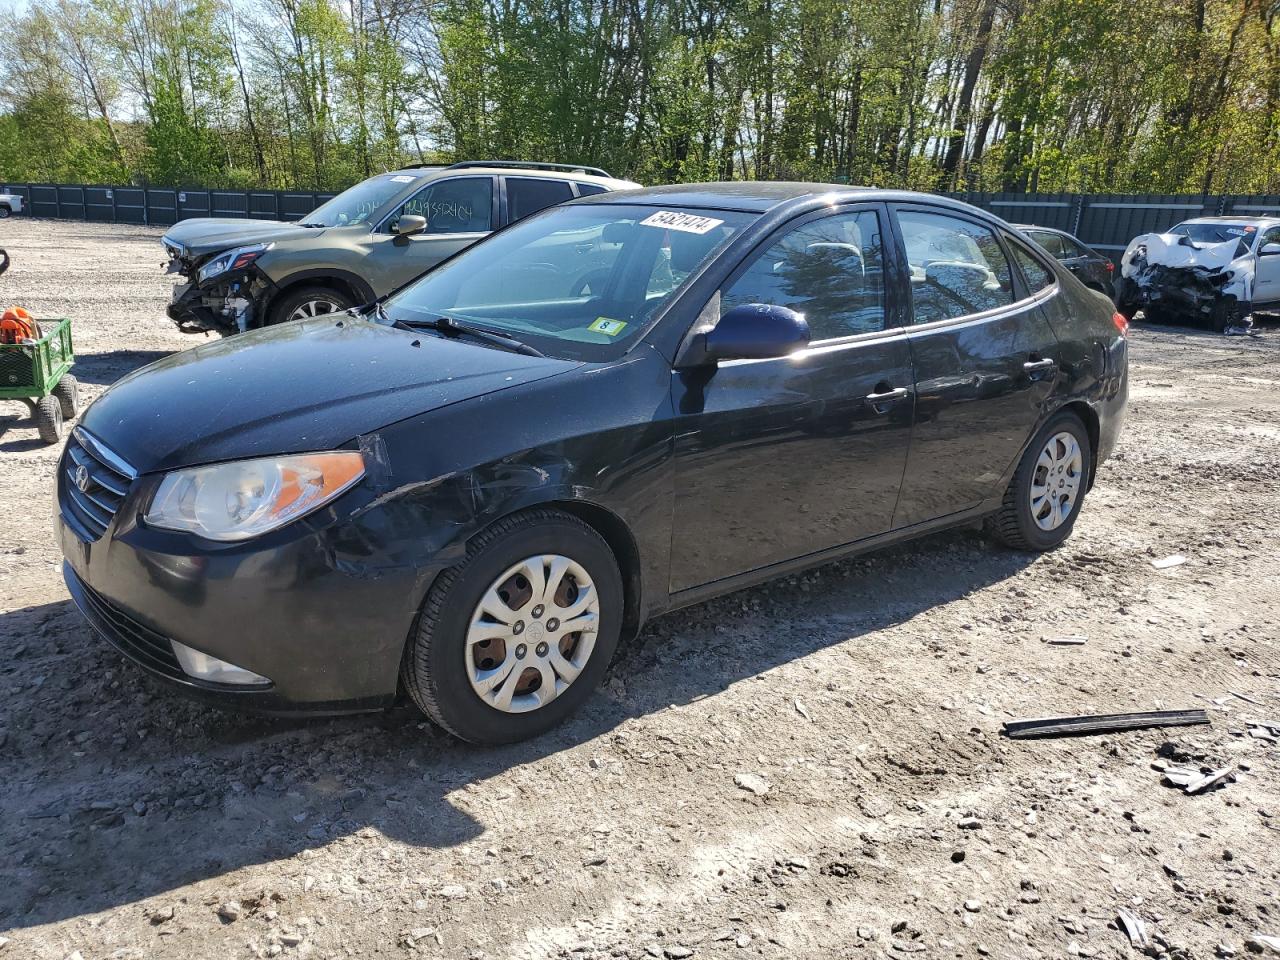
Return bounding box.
[6,183,1280,254]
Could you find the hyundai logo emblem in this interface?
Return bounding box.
[74,463,91,492]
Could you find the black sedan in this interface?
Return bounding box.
[1016,224,1116,300]
[57,184,1128,744]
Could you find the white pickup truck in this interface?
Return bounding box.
[1118,216,1280,332]
[0,192,24,217]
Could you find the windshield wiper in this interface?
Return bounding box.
[296,221,327,228]
[390,315,545,358]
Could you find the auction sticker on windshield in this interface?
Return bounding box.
[588,317,628,336]
[640,211,725,234]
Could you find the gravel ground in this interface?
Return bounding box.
[1,218,1278,960]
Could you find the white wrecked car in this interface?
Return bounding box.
[0,192,23,217]
[1117,217,1280,332]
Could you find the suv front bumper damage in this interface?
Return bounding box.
[163,240,274,335]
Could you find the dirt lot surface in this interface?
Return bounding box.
[1,218,1278,960]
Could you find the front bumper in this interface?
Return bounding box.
[56,450,436,715]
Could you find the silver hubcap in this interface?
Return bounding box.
[1030,431,1083,531]
[465,555,599,713]
[288,299,341,321]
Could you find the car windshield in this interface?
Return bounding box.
[1170,222,1255,258]
[301,174,425,227]
[382,203,756,360]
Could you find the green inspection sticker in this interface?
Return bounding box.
[588,317,628,336]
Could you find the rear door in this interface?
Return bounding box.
[669,203,915,591]
[363,176,496,291]
[890,205,1061,527]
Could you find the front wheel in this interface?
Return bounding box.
[269,286,354,325]
[401,509,624,744]
[986,411,1092,551]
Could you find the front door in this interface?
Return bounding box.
[1253,225,1280,307]
[363,176,495,292]
[669,204,915,592]
[890,205,1062,527]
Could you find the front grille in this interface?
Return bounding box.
[70,570,185,679]
[63,428,136,541]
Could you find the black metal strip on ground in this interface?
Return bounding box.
[1002,709,1210,739]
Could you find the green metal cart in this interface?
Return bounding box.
[0,316,80,443]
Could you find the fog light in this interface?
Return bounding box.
[171,640,270,686]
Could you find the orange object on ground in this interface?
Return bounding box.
[1,306,38,344]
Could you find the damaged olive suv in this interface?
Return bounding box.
[161,162,639,334]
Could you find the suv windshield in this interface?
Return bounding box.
[1170,222,1255,258]
[301,174,425,227]
[382,204,756,360]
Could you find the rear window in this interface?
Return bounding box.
[507,178,574,222]
[575,183,610,197]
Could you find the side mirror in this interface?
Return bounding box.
[392,214,427,237]
[1260,242,1280,256]
[688,303,810,365]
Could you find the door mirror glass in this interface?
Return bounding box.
[392,215,427,237]
[701,303,810,363]
[1261,242,1280,256]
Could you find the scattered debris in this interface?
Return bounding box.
[1248,724,1279,742]
[217,902,242,922]
[1185,766,1238,795]
[963,900,983,913]
[957,816,983,830]
[1045,635,1088,646]
[1118,910,1150,949]
[1246,934,1280,955]
[793,698,812,721]
[1151,554,1187,570]
[1003,709,1210,739]
[733,773,770,795]
[1229,691,1261,706]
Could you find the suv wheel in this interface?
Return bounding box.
[401,509,623,744]
[270,286,354,325]
[987,411,1092,551]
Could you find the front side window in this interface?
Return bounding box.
[301,174,428,227]
[384,204,754,360]
[1257,226,1280,251]
[719,210,887,340]
[1006,237,1056,292]
[387,177,492,234]
[898,210,1014,325]
[507,178,574,222]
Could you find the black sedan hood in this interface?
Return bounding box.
[162,218,327,256]
[80,317,580,474]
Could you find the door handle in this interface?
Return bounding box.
[1023,358,1057,374]
[865,386,910,407]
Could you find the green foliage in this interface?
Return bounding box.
[0,0,1277,192]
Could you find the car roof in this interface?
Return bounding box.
[1012,223,1071,236]
[389,164,637,189]
[1176,216,1280,227]
[570,181,1010,217]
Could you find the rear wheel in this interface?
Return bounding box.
[53,374,79,419]
[986,411,1092,551]
[269,285,354,325]
[34,395,64,444]
[0,205,10,219]
[401,509,624,744]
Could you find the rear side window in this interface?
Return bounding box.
[1028,231,1066,258]
[507,178,574,222]
[1006,237,1056,293]
[388,177,492,234]
[575,182,609,197]
[897,210,1014,325]
[720,210,887,340]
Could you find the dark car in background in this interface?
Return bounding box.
[160,161,639,335]
[1016,224,1116,300]
[58,183,1128,744]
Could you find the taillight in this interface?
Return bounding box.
[1105,260,1114,272]
[1111,311,1129,336]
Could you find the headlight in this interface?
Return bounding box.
[197,242,273,283]
[145,451,365,541]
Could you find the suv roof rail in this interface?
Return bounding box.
[444,160,612,178]
[396,163,449,171]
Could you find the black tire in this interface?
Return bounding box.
[986,411,1092,551]
[52,374,79,419]
[0,205,10,219]
[268,285,354,326]
[402,509,624,744]
[34,395,64,444]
